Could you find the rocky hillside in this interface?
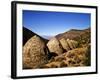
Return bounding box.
[41,47,90,68]
[56,28,91,45]
[23,27,91,69]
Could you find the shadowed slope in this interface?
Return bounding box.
[23,27,48,45]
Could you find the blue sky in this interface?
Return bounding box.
[23,10,91,36]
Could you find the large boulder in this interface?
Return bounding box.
[47,37,63,56]
[23,35,48,69]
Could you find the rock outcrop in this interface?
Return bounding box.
[23,35,49,69]
[59,38,78,52]
[47,37,63,56]
[47,37,78,56]
[59,38,70,51]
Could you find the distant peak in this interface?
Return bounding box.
[70,29,78,31]
[70,27,90,32]
[69,29,82,31]
[84,27,91,30]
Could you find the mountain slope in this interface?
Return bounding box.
[56,28,91,45]
[23,27,48,45]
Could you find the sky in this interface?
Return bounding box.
[23,10,91,36]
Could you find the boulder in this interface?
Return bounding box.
[47,37,63,56]
[23,35,48,69]
[59,38,70,51]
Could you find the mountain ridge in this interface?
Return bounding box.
[56,27,90,43]
[23,27,48,45]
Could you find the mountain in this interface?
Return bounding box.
[23,27,48,45]
[56,28,91,45]
[41,35,54,40]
